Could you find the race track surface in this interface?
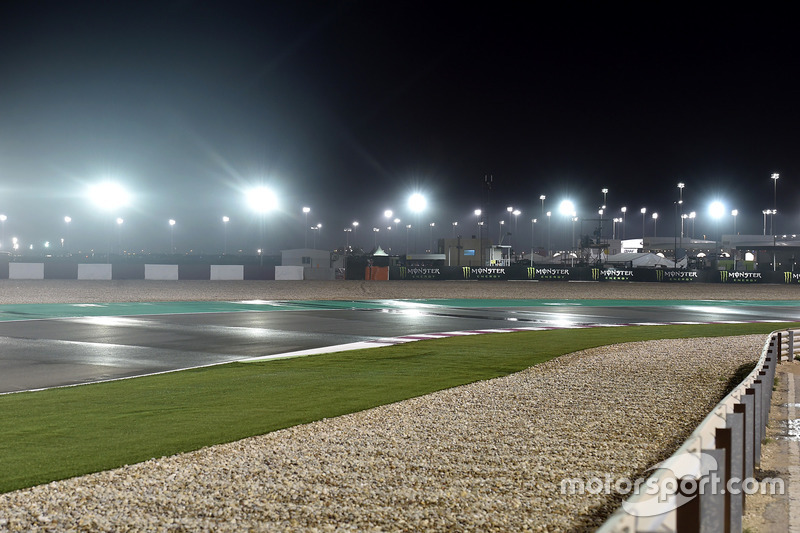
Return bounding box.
[1,295,798,393]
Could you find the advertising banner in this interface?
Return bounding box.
[394,266,444,280]
[590,268,634,282]
[718,271,763,283]
[461,266,509,280]
[531,267,571,281]
[655,270,702,282]
[784,272,800,284]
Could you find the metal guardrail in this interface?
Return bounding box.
[597,329,794,532]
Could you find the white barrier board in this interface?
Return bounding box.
[210,265,244,280]
[9,263,44,280]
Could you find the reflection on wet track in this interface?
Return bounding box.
[0,299,798,393]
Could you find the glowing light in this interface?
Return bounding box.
[709,201,725,219]
[89,182,130,210]
[246,186,278,213]
[558,200,575,216]
[409,193,427,212]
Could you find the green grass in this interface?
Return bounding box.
[0,322,794,494]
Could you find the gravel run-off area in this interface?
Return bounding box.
[0,280,785,531]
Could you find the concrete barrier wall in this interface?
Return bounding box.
[211,265,244,280]
[144,264,179,280]
[8,263,44,280]
[178,264,211,280]
[78,264,112,280]
[243,265,275,280]
[275,265,304,280]
[113,263,145,280]
[44,262,79,279]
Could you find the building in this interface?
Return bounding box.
[436,236,492,267]
[280,248,334,280]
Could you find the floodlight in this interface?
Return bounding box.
[409,193,426,212]
[89,182,130,211]
[246,186,278,213]
[709,201,725,219]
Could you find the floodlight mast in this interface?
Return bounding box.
[222,216,230,255]
[89,182,130,263]
[302,207,311,248]
[408,193,426,253]
[246,186,278,266]
[772,173,780,271]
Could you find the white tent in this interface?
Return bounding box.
[605,252,687,269]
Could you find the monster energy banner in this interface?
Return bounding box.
[528,267,570,280]
[655,270,701,282]
[785,272,800,284]
[394,267,443,280]
[718,271,763,283]
[590,268,634,281]
[461,266,509,280]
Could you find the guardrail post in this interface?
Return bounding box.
[702,448,726,531]
[676,450,727,533]
[677,474,701,532]
[777,331,782,362]
[789,330,795,362]
[759,369,772,444]
[748,383,762,466]
[718,413,744,532]
[734,395,754,483]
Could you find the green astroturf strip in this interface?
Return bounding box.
[0,321,797,494]
[0,298,798,321]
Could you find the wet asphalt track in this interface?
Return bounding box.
[1,299,799,393]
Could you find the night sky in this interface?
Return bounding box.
[1,1,798,255]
